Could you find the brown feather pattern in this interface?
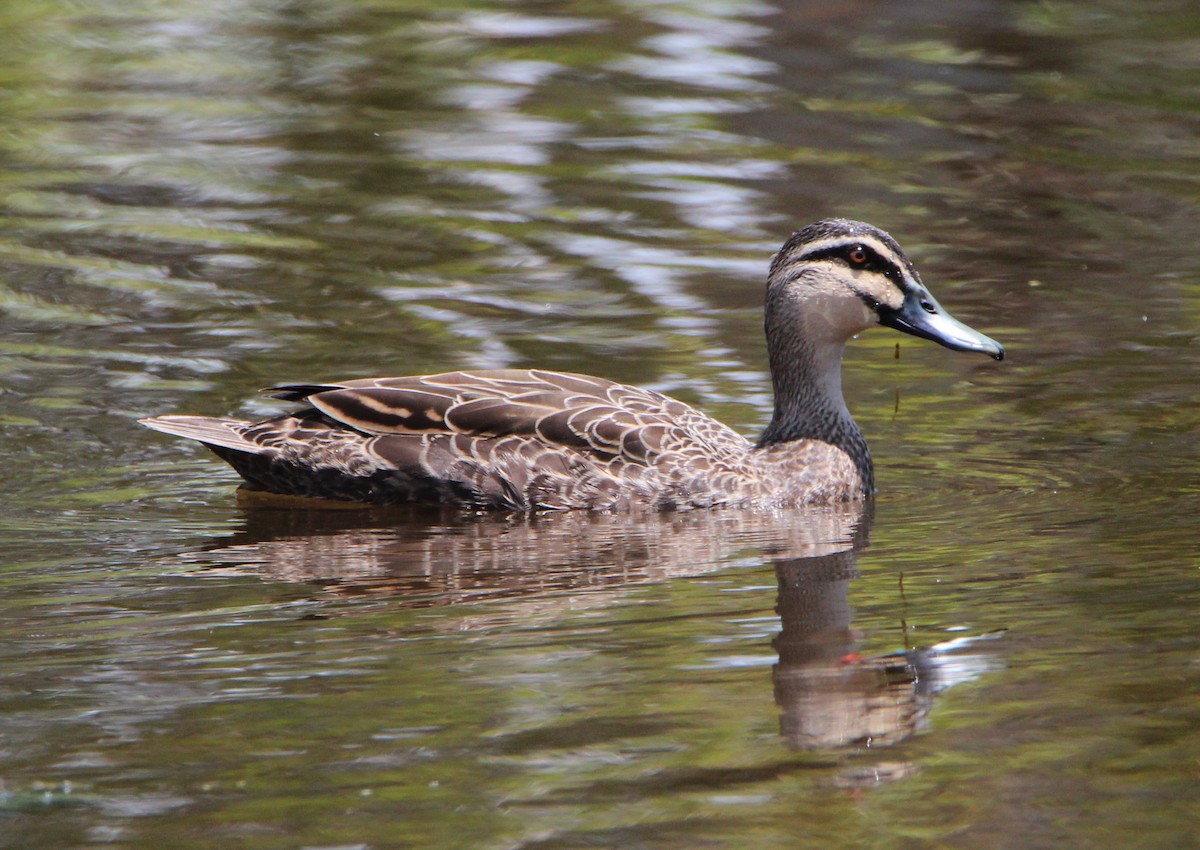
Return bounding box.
[142,368,865,510]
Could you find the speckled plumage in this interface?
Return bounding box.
[142,219,1003,511]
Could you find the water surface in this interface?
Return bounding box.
[2,0,1199,848]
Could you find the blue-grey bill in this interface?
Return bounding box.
[879,288,1004,361]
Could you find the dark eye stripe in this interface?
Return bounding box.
[802,244,906,283]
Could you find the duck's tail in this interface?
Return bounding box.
[139,415,262,455]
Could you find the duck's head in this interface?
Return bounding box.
[766,218,1004,361]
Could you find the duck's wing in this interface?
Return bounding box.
[142,370,753,509]
[265,369,748,464]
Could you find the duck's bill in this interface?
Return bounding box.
[878,287,1004,361]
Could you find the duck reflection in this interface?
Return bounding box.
[772,531,1001,754]
[184,501,997,756]
[183,502,866,604]
[774,547,924,751]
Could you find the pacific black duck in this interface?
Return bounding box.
[141,219,1003,510]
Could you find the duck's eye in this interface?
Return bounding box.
[848,246,867,265]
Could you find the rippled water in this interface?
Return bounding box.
[2,0,1199,848]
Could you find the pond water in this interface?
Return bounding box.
[2,0,1198,847]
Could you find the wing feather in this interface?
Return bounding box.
[263,370,747,461]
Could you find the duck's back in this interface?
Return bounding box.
[142,369,778,510]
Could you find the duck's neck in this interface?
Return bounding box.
[756,319,872,486]
[758,335,850,441]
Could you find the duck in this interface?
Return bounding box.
[141,219,1003,511]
